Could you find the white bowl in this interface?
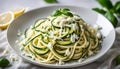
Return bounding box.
[7,5,115,68]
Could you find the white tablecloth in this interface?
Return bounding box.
[0,0,120,69]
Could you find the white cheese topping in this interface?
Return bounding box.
[49,31,54,38]
[58,60,64,65]
[75,34,79,40]
[73,15,80,20]
[88,50,94,56]
[72,24,78,31]
[71,34,79,43]
[59,26,63,37]
[71,34,76,43]
[15,40,19,44]
[78,58,85,63]
[93,24,99,30]
[60,20,67,26]
[80,25,84,31]
[64,24,71,27]
[10,54,19,62]
[65,48,70,56]
[96,32,101,39]
[67,17,72,21]
[17,30,22,36]
[47,42,53,50]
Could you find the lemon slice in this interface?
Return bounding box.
[12,8,25,18]
[0,11,14,29]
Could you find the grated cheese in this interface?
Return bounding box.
[47,42,53,50]
[65,48,70,56]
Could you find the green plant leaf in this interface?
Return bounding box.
[93,0,120,27]
[44,0,58,3]
[114,1,120,11]
[92,8,106,15]
[0,58,9,67]
[51,8,73,17]
[114,1,120,18]
[97,0,113,10]
[115,55,120,65]
[51,10,62,16]
[63,11,73,17]
[61,8,70,12]
[105,11,118,27]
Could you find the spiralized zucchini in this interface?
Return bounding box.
[19,8,102,64]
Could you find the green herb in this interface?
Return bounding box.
[61,8,73,17]
[92,8,106,15]
[0,58,9,67]
[63,11,73,17]
[44,0,58,3]
[114,1,120,17]
[92,0,120,27]
[52,10,61,16]
[51,8,73,17]
[105,11,118,27]
[115,55,120,65]
[97,0,113,10]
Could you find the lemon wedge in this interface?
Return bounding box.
[0,8,25,29]
[0,11,14,29]
[12,8,25,18]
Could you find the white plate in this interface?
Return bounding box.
[7,5,115,68]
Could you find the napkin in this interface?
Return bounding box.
[0,27,120,69]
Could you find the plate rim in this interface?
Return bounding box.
[7,4,116,68]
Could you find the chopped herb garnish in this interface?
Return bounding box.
[92,8,106,15]
[97,0,113,10]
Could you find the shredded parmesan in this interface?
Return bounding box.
[65,49,70,56]
[47,42,53,50]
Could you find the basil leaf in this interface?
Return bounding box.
[63,11,73,17]
[44,0,58,3]
[97,0,113,10]
[0,58,9,67]
[51,8,73,17]
[61,8,73,17]
[115,55,120,65]
[105,11,118,27]
[92,8,106,15]
[61,8,70,12]
[51,10,61,16]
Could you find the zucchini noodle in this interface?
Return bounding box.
[18,8,102,64]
